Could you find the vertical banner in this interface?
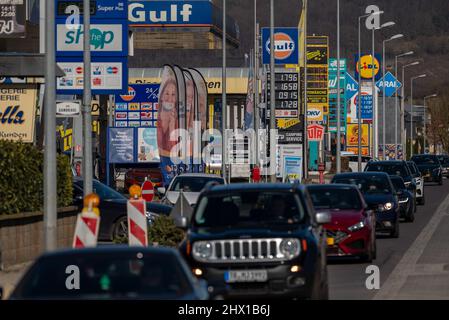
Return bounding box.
[244,54,255,131]
[183,70,195,173]
[189,68,209,172]
[157,65,179,187]
[173,65,187,174]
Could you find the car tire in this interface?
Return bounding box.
[417,196,425,206]
[112,216,128,243]
[439,177,443,185]
[405,207,415,223]
[390,221,400,238]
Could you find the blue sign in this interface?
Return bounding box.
[128,1,213,26]
[262,28,299,65]
[56,0,128,20]
[108,127,136,163]
[376,72,402,97]
[345,72,359,100]
[354,93,373,119]
[56,56,128,95]
[283,156,302,182]
[114,84,160,128]
[55,19,128,57]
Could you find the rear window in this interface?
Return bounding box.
[332,175,392,195]
[412,155,440,165]
[308,188,362,210]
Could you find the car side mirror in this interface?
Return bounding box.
[157,187,166,195]
[315,212,331,224]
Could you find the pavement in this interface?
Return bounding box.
[329,178,449,300]
[0,263,30,300]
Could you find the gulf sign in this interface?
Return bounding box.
[262,28,299,65]
[355,54,382,81]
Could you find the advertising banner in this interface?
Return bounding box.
[108,127,135,163]
[137,128,160,163]
[347,123,369,147]
[56,0,128,20]
[0,1,26,38]
[283,156,302,183]
[188,68,208,131]
[0,85,38,143]
[262,28,299,65]
[355,53,382,81]
[115,84,159,127]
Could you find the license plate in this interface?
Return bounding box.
[224,270,268,283]
[327,237,335,246]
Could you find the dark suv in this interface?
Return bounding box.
[179,183,330,300]
[411,154,443,185]
[365,160,416,193]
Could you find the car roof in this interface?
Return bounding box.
[207,183,306,193]
[333,172,389,178]
[36,246,179,260]
[175,173,223,178]
[307,183,359,191]
[367,160,405,165]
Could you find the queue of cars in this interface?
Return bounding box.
[4,155,447,300]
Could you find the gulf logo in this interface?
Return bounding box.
[120,86,136,102]
[266,32,295,60]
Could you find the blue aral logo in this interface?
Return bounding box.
[376,72,402,97]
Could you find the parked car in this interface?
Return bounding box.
[406,161,425,205]
[180,183,330,300]
[124,168,163,192]
[437,155,449,178]
[307,184,376,262]
[159,173,225,206]
[411,154,443,185]
[8,247,209,300]
[73,179,172,241]
[389,175,415,222]
[332,172,400,238]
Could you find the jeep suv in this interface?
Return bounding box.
[179,183,330,300]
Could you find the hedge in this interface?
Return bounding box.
[0,140,73,215]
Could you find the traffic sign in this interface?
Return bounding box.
[345,72,359,100]
[141,180,154,202]
[376,72,402,97]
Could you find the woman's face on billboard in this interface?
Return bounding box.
[161,82,177,109]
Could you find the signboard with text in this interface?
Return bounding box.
[108,127,135,163]
[0,1,26,38]
[262,28,299,65]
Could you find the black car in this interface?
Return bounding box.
[180,183,330,300]
[389,175,415,222]
[8,247,209,300]
[331,172,400,238]
[73,179,172,241]
[406,161,425,205]
[411,154,443,185]
[437,155,449,178]
[365,160,416,190]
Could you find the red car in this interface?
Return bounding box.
[124,168,163,192]
[307,184,377,262]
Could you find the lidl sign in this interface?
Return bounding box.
[262,28,299,65]
[376,72,402,97]
[355,54,382,81]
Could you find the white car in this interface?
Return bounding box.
[407,161,425,205]
[158,173,225,206]
[341,152,373,172]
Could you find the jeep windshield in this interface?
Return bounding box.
[193,191,306,228]
[332,176,392,195]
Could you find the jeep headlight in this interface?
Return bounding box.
[378,202,393,212]
[279,239,301,259]
[192,241,213,260]
[348,221,365,232]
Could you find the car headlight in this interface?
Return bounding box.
[348,221,365,232]
[378,202,393,212]
[192,241,213,260]
[279,239,301,259]
[399,197,409,204]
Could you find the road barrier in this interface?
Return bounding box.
[127,185,148,246]
[72,194,101,248]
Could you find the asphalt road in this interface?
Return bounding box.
[328,178,449,300]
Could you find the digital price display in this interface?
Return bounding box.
[267,73,300,110]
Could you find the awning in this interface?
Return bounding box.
[0,54,65,77]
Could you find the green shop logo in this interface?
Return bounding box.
[65,27,115,50]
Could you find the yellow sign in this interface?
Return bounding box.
[347,147,370,156]
[356,55,380,79]
[0,85,38,143]
[277,118,300,129]
[306,104,324,122]
[347,124,369,147]
[130,77,249,95]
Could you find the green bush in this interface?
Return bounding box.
[0,140,73,215]
[148,215,186,248]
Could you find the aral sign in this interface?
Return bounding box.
[56,22,127,56]
[0,85,38,143]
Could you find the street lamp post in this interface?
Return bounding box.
[423,94,438,154]
[401,61,420,157]
[394,51,414,159]
[410,74,427,158]
[382,34,403,159]
[336,0,341,173]
[269,0,276,183]
[222,0,227,182]
[358,11,382,171]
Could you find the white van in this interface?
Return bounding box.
[341,151,373,172]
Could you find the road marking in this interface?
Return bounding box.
[373,191,449,299]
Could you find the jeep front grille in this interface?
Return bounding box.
[193,238,296,263]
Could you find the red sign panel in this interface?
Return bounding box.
[307,124,325,141]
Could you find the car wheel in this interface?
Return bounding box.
[112,216,128,243]
[390,222,400,238]
[439,177,443,185]
[417,195,425,206]
[405,207,415,223]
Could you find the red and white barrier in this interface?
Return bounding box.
[72,211,100,248]
[127,199,148,246]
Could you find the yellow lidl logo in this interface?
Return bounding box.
[356,55,380,79]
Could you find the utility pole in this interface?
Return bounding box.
[254,0,260,168]
[83,0,93,195]
[44,0,57,252]
[222,0,227,182]
[336,0,341,173]
[303,0,308,179]
[269,0,276,182]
